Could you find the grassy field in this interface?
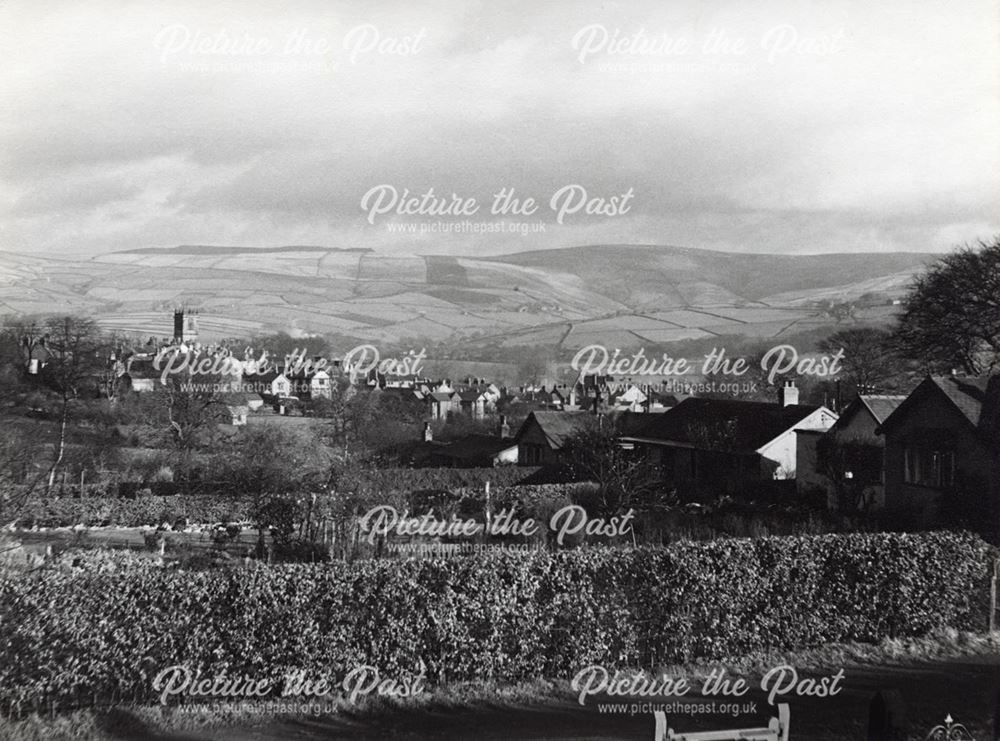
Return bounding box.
[0,244,918,351]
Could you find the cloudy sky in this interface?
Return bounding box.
[0,0,997,257]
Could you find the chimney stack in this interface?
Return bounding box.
[423,422,433,442]
[779,380,799,407]
[499,414,511,439]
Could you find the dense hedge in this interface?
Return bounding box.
[352,466,539,492]
[12,496,249,528]
[10,468,541,528]
[0,531,990,712]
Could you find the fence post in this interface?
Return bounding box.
[992,559,999,632]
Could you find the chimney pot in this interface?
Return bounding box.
[779,380,799,407]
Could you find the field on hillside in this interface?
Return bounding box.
[0,245,924,352]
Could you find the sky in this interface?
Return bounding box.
[0,0,997,258]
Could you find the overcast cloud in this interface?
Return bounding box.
[0,0,997,257]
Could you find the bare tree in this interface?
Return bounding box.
[895,237,1000,375]
[159,372,230,491]
[38,316,107,490]
[211,425,332,557]
[819,327,901,394]
[560,416,664,516]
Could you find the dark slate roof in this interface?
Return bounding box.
[124,358,158,379]
[877,375,1000,448]
[929,375,992,427]
[28,345,51,362]
[517,411,595,448]
[650,392,690,407]
[858,395,907,424]
[435,434,517,461]
[625,398,823,453]
[252,369,282,384]
[610,410,652,437]
[376,386,421,398]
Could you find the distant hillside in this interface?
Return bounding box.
[117,245,373,256]
[487,245,934,307]
[0,244,935,354]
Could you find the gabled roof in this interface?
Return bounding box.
[931,375,992,427]
[625,398,825,454]
[515,411,595,449]
[879,375,999,440]
[858,395,907,424]
[125,357,157,378]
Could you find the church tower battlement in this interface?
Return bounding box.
[173,308,199,343]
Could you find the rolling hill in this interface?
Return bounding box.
[0,244,934,355]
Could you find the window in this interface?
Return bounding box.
[523,444,544,465]
[904,447,955,488]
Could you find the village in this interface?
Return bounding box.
[0,0,996,732]
[14,302,991,537]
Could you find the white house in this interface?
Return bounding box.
[620,387,838,494]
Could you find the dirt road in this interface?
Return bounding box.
[98,655,1000,741]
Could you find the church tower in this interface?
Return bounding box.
[173,308,199,343]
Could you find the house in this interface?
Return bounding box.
[621,390,837,497]
[514,411,597,466]
[121,356,159,392]
[457,389,489,419]
[308,369,332,399]
[245,393,265,412]
[225,403,249,426]
[285,368,332,400]
[877,375,1000,526]
[507,385,574,411]
[24,340,50,375]
[606,383,649,412]
[796,394,906,509]
[253,370,292,398]
[428,391,461,420]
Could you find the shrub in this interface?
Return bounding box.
[0,531,990,713]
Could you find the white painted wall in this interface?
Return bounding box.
[757,407,838,479]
